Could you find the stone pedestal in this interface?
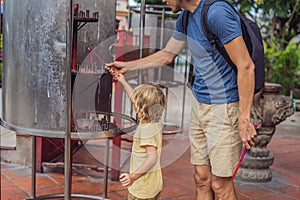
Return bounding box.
[236,83,294,182]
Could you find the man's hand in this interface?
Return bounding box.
[105,61,128,75]
[238,117,257,149]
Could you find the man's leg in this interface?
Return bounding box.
[205,102,240,200]
[194,165,214,200]
[211,175,237,200]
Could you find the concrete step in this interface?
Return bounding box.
[0,126,16,149]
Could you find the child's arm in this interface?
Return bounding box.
[115,73,135,104]
[119,145,158,187]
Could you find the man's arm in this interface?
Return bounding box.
[224,35,256,149]
[106,37,186,74]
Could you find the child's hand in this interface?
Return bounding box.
[105,65,126,83]
[115,73,125,82]
[119,173,135,188]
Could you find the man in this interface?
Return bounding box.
[106,0,257,199]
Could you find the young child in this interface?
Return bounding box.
[114,73,166,200]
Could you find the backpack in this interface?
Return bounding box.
[183,0,265,93]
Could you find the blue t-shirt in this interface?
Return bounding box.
[173,1,242,104]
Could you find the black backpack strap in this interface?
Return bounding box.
[201,0,219,47]
[182,10,189,35]
[181,10,195,88]
[201,0,237,73]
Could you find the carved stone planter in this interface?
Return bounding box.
[235,82,294,182]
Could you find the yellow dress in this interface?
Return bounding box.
[128,122,163,199]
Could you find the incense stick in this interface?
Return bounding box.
[232,147,246,179]
[89,50,93,65]
[88,47,106,65]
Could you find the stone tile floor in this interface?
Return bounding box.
[1,112,300,200]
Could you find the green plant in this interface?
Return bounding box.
[267,43,299,96]
[231,0,300,51]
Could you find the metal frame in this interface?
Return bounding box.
[1,0,132,199]
[29,136,110,200]
[0,111,136,200]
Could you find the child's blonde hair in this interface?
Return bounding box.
[131,84,166,123]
